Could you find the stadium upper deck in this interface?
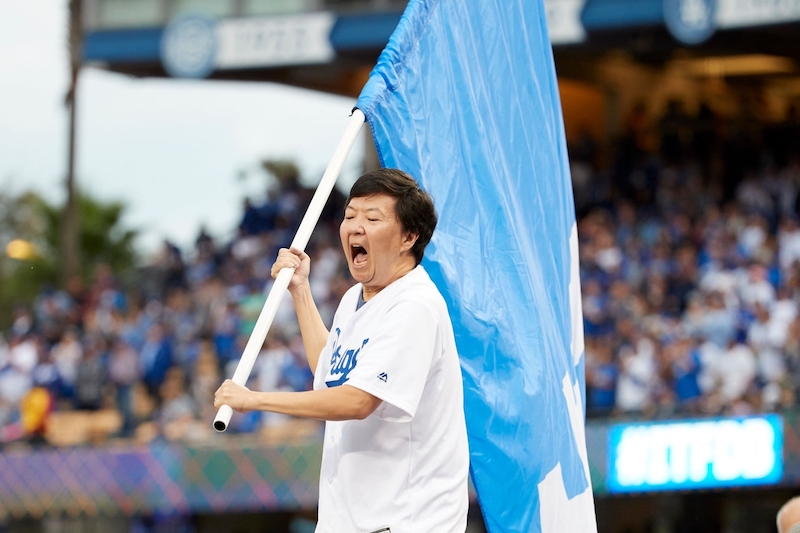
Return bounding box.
[78,0,800,156]
[80,0,800,90]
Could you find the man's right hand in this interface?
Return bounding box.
[271,247,311,292]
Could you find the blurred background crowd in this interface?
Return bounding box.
[579,98,800,420]
[0,166,349,447]
[1,97,799,447]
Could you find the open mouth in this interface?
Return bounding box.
[351,245,368,266]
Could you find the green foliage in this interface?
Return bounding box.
[262,159,301,188]
[0,188,138,328]
[0,192,54,320]
[42,193,138,276]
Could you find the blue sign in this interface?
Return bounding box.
[160,15,217,79]
[608,414,783,493]
[663,0,717,44]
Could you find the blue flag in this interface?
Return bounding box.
[356,1,597,531]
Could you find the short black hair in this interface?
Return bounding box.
[347,168,437,265]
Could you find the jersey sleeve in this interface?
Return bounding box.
[345,298,439,422]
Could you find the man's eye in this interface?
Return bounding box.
[368,218,379,222]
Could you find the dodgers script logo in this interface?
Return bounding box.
[326,328,369,387]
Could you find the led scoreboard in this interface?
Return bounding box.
[607,414,783,493]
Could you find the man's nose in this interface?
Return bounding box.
[347,218,365,233]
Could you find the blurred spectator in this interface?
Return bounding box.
[779,216,800,273]
[739,263,776,311]
[187,227,219,289]
[238,280,267,338]
[51,327,82,401]
[31,343,61,401]
[667,337,702,413]
[11,305,33,338]
[616,334,657,415]
[238,197,275,237]
[213,300,240,372]
[140,324,173,399]
[34,285,74,344]
[689,291,737,349]
[0,336,33,441]
[154,241,187,293]
[109,338,141,437]
[156,367,200,442]
[164,288,202,373]
[255,333,294,428]
[8,332,38,376]
[586,336,618,416]
[190,341,220,425]
[716,339,757,411]
[19,386,52,444]
[281,336,314,394]
[73,334,108,411]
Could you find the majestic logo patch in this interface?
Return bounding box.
[326,329,369,387]
[377,372,388,382]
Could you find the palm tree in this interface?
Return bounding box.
[62,0,82,285]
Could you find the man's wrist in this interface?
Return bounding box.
[289,280,312,297]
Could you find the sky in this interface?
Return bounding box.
[0,0,365,258]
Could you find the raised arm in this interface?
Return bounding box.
[271,247,329,374]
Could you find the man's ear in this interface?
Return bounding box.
[402,231,419,252]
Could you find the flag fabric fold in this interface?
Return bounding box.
[356,0,597,532]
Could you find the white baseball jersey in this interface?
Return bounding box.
[313,266,469,533]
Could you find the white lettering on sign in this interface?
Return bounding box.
[216,12,335,69]
[611,416,781,491]
[545,0,587,44]
[717,0,800,27]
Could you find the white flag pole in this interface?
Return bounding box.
[214,108,366,432]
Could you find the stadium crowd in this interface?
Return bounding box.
[0,170,348,446]
[0,99,799,446]
[578,98,800,418]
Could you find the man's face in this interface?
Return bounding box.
[339,193,416,295]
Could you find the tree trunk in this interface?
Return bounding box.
[62,0,83,286]
[62,74,80,285]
